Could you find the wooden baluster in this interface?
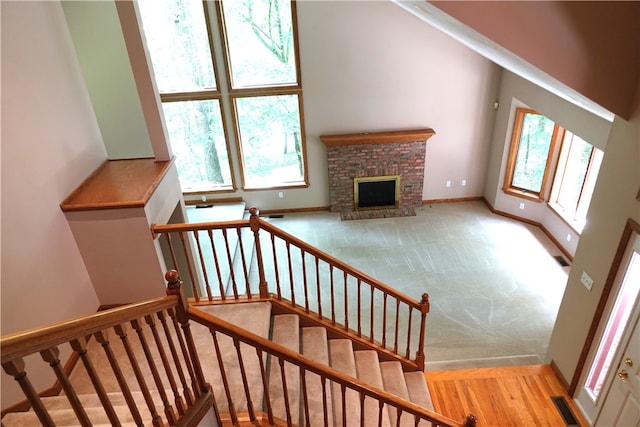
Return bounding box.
[235,227,252,299]
[330,265,336,325]
[395,408,403,427]
[302,249,310,312]
[157,310,194,406]
[67,338,121,426]
[2,359,55,426]
[315,258,322,319]
[300,366,310,427]
[357,279,362,338]
[163,233,179,271]
[94,330,145,426]
[222,228,240,299]
[377,399,384,427]
[114,324,165,427]
[167,308,200,399]
[416,293,430,371]
[343,271,349,331]
[359,392,365,427]
[39,346,93,426]
[394,299,400,354]
[165,271,211,397]
[285,241,296,306]
[207,229,226,301]
[256,349,275,426]
[248,207,269,299]
[232,337,256,422]
[405,307,413,359]
[321,376,329,427]
[270,234,282,299]
[130,318,177,425]
[177,231,200,302]
[369,286,375,343]
[278,358,292,426]
[210,330,237,425]
[144,314,186,416]
[341,384,347,427]
[382,293,388,348]
[193,231,213,301]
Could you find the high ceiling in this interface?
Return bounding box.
[394,1,640,121]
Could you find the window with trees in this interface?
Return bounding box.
[137,0,307,192]
[549,130,603,232]
[504,107,603,233]
[503,108,559,201]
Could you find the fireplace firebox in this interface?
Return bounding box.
[354,175,400,210]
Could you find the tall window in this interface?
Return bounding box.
[504,107,603,234]
[503,108,559,201]
[137,0,307,192]
[549,130,603,232]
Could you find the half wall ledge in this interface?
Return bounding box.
[319,128,436,146]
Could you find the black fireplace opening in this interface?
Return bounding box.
[355,176,399,209]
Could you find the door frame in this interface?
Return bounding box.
[570,218,640,395]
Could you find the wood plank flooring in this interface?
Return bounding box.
[425,365,589,427]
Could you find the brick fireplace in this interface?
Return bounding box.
[320,128,435,219]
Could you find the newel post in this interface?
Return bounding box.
[249,207,269,298]
[464,413,478,427]
[165,270,210,395]
[415,293,430,371]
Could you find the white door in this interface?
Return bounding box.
[576,232,640,425]
[595,313,640,426]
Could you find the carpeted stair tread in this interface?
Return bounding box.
[329,339,360,427]
[191,302,272,415]
[404,371,435,427]
[380,361,414,427]
[1,405,135,426]
[355,351,391,427]
[301,327,333,427]
[404,371,433,411]
[268,314,301,425]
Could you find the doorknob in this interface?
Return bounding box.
[624,358,633,367]
[618,370,629,382]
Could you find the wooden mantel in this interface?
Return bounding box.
[319,128,435,147]
[60,158,173,212]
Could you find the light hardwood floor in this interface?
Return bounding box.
[425,364,588,426]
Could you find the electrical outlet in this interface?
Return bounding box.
[278,191,284,199]
[446,181,451,188]
[461,179,467,187]
[519,202,525,210]
[581,271,593,291]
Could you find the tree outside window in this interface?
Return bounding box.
[503,108,559,201]
[137,0,307,193]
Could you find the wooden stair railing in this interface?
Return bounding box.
[1,294,212,426]
[170,274,473,427]
[152,207,430,371]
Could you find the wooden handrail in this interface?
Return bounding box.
[0,296,177,364]
[187,305,464,427]
[257,218,424,310]
[151,207,430,370]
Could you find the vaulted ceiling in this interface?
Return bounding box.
[394,1,640,120]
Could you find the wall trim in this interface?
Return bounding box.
[481,198,574,262]
[422,196,483,205]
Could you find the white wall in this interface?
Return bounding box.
[484,70,613,257]
[1,1,106,407]
[186,1,501,210]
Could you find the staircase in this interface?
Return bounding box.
[268,312,434,427]
[1,302,434,426]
